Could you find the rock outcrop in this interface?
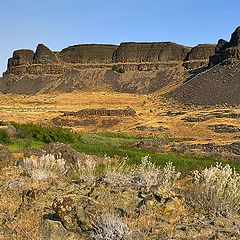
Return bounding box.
[58,44,118,64]
[173,26,240,106]
[209,27,240,66]
[64,108,136,117]
[185,44,216,61]
[33,44,58,64]
[183,44,216,70]
[112,42,191,63]
[8,49,34,68]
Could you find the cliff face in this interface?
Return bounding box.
[112,42,191,62]
[185,44,216,61]
[4,41,211,77]
[58,44,118,64]
[33,44,58,64]
[3,27,240,98]
[209,27,240,66]
[183,44,216,70]
[8,49,34,68]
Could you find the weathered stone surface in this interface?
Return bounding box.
[4,64,67,76]
[58,44,118,64]
[64,108,136,117]
[209,124,240,133]
[8,49,34,68]
[39,219,80,240]
[112,42,191,63]
[215,39,228,53]
[185,44,216,61]
[23,143,86,172]
[229,26,240,47]
[33,44,58,64]
[183,44,216,70]
[209,26,240,66]
[182,60,208,70]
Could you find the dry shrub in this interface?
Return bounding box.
[72,155,97,183]
[188,163,240,217]
[20,154,66,181]
[92,212,137,240]
[104,156,180,190]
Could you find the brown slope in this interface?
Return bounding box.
[0,63,187,95]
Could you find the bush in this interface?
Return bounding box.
[0,129,12,144]
[104,156,180,190]
[112,66,125,74]
[187,163,240,217]
[12,123,79,144]
[92,212,133,240]
[20,154,66,180]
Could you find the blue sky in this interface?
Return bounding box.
[0,0,239,74]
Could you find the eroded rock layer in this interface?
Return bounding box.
[112,42,191,62]
[58,44,118,64]
[3,26,240,102]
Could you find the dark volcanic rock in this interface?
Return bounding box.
[173,62,240,106]
[173,27,240,106]
[52,117,97,127]
[33,44,58,64]
[183,44,215,70]
[8,49,34,68]
[112,42,191,63]
[64,108,136,117]
[185,44,216,61]
[209,124,240,133]
[229,26,240,47]
[215,39,228,53]
[209,26,240,66]
[58,44,118,64]
[182,111,240,122]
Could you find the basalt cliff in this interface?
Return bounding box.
[2,26,240,106]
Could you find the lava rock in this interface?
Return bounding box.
[58,44,118,64]
[33,44,58,64]
[112,42,191,63]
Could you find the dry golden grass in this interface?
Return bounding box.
[1,91,240,146]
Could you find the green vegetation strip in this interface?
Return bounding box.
[0,122,239,173]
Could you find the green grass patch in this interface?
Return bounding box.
[71,141,240,174]
[1,122,239,174]
[8,139,46,151]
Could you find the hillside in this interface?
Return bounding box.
[172,26,240,106]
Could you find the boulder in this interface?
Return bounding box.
[112,42,191,63]
[58,44,118,64]
[22,143,86,172]
[215,39,228,53]
[33,44,58,64]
